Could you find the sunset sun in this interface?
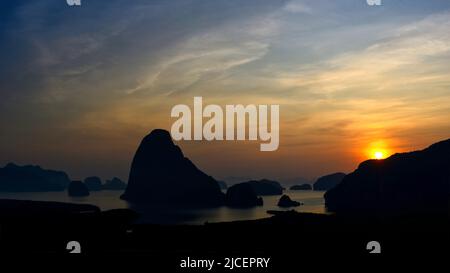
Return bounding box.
[374,151,384,160]
[366,140,391,160]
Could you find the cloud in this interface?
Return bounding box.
[125,32,272,96]
[277,12,450,96]
[283,1,312,14]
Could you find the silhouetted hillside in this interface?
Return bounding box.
[325,139,450,216]
[0,163,70,192]
[121,129,224,207]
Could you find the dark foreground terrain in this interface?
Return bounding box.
[0,199,448,269]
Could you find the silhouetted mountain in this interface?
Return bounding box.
[240,179,283,195]
[84,176,102,191]
[217,180,228,190]
[313,172,346,191]
[68,181,90,197]
[121,129,224,206]
[0,163,70,192]
[325,139,450,216]
[102,177,127,190]
[290,184,312,190]
[277,194,301,207]
[225,183,263,208]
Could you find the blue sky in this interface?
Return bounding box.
[1,0,450,182]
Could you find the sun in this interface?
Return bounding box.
[374,151,384,160]
[366,140,391,160]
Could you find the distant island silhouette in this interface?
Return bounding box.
[225,182,263,207]
[102,177,127,190]
[277,194,302,207]
[0,163,70,192]
[313,172,346,191]
[0,162,127,194]
[290,184,312,190]
[238,179,283,195]
[84,176,102,191]
[68,180,90,197]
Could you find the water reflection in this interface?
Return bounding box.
[0,190,326,224]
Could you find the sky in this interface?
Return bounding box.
[0,0,449,184]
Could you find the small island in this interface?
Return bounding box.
[277,194,302,207]
[290,184,312,190]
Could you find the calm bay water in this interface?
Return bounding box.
[0,190,326,225]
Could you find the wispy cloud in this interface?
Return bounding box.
[283,1,312,14]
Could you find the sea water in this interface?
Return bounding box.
[0,190,326,225]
